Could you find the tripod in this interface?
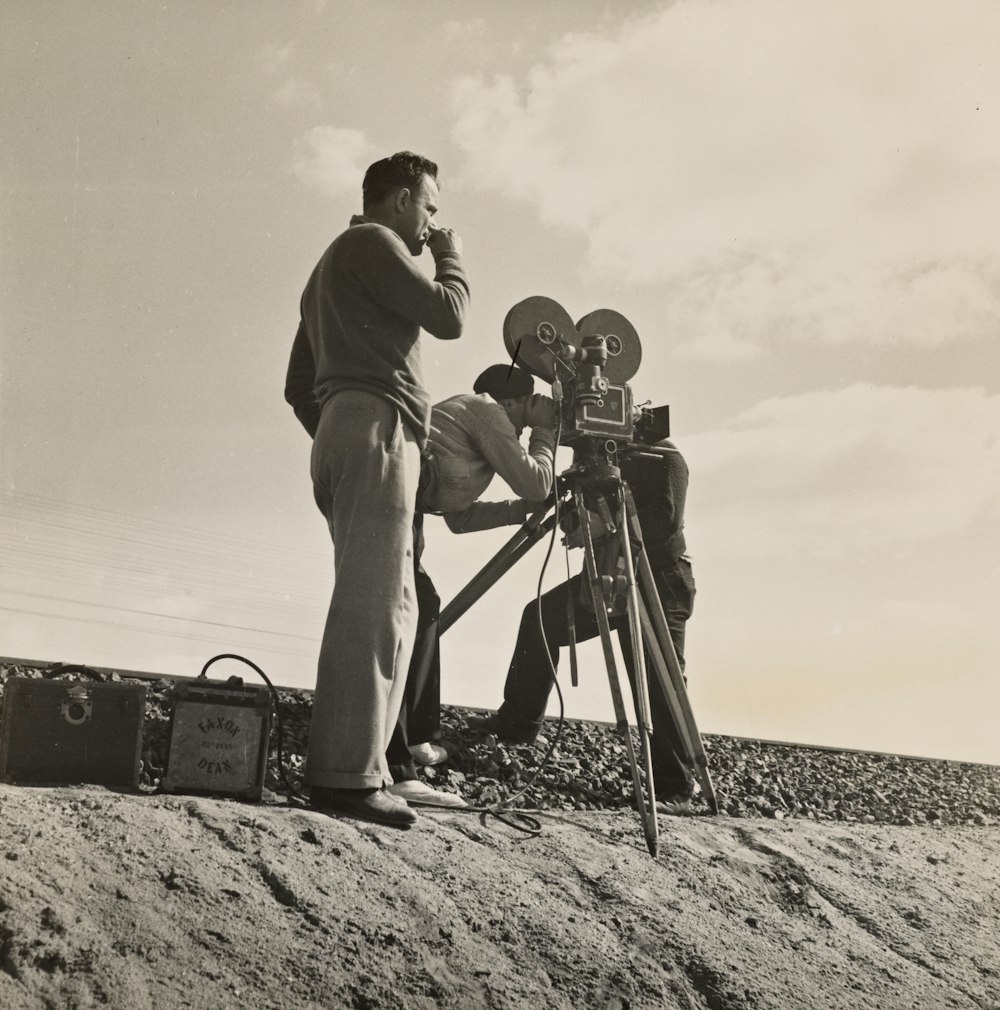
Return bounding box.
[435,457,719,857]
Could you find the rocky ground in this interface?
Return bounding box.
[162,673,997,830]
[1,661,998,1010]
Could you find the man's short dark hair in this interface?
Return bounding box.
[362,151,438,211]
[474,364,535,400]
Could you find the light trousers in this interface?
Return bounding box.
[306,390,420,789]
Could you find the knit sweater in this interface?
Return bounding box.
[284,215,470,446]
[419,392,556,533]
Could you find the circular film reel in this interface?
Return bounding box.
[502,296,578,382]
[575,308,642,383]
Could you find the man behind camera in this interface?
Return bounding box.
[472,433,698,815]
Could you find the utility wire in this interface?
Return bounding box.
[0,523,328,601]
[0,489,324,566]
[0,538,326,611]
[0,604,316,659]
[0,588,319,643]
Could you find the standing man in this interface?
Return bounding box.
[284,151,469,827]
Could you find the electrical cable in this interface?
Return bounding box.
[187,652,544,835]
[157,391,575,838]
[470,386,571,837]
[0,490,329,608]
[361,392,573,838]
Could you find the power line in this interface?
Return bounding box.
[0,488,338,657]
[0,488,325,566]
[0,535,327,608]
[0,489,333,615]
[0,604,316,660]
[0,508,329,594]
[0,588,318,642]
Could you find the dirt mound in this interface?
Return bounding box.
[1,783,998,1010]
[2,662,998,1008]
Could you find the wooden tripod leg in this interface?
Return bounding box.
[635,558,718,810]
[577,492,659,857]
[636,598,698,764]
[627,510,719,814]
[438,509,558,636]
[614,488,659,825]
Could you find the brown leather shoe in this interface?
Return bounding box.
[310,786,417,828]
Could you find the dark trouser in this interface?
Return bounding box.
[386,514,442,783]
[496,556,696,798]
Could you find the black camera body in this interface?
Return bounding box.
[558,339,636,445]
[558,374,670,448]
[561,379,635,441]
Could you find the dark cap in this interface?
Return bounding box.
[473,363,535,400]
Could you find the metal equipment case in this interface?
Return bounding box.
[161,678,271,801]
[0,672,145,788]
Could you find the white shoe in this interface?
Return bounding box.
[386,780,468,808]
[655,795,693,816]
[407,742,449,767]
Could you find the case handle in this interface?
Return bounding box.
[42,663,109,682]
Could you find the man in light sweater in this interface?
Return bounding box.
[284,151,469,827]
[383,363,556,804]
[421,363,556,531]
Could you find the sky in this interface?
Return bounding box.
[2,0,998,764]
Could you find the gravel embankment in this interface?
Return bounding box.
[3,663,998,827]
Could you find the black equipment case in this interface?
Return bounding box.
[161,676,271,801]
[0,665,145,788]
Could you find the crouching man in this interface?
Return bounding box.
[383,363,557,805]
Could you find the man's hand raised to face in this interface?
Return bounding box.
[524,393,556,430]
[426,224,463,258]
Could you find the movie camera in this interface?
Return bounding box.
[502,296,671,478]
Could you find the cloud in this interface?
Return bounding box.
[442,18,487,47]
[683,384,1000,558]
[273,78,323,113]
[451,0,1000,356]
[291,126,374,199]
[260,42,295,75]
